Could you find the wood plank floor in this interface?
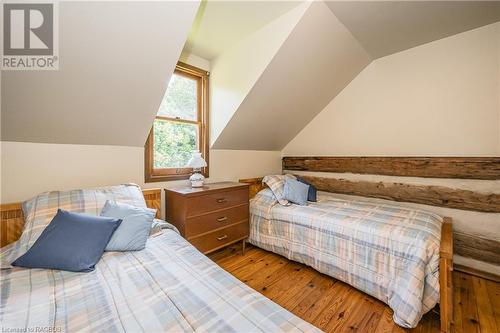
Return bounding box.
[209,244,500,333]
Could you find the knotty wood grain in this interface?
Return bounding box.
[454,232,500,265]
[0,203,24,248]
[210,243,500,333]
[283,156,500,180]
[300,175,500,213]
[142,188,162,218]
[454,264,500,283]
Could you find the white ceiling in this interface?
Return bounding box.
[2,1,199,146]
[3,0,499,150]
[212,0,500,150]
[213,1,371,150]
[326,1,500,59]
[185,1,500,62]
[183,0,303,60]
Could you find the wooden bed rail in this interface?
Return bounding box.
[238,177,453,332]
[440,218,454,333]
[0,188,162,248]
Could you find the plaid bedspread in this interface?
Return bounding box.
[1,229,320,333]
[249,189,443,328]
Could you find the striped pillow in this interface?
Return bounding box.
[262,174,296,206]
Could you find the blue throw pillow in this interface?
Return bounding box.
[296,176,317,202]
[12,209,121,272]
[283,178,310,206]
[100,200,156,251]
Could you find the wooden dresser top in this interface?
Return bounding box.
[164,182,249,197]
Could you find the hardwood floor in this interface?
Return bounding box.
[209,244,500,333]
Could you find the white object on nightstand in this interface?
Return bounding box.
[187,151,207,187]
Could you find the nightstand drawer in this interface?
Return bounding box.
[186,188,248,216]
[189,221,249,254]
[165,182,250,255]
[185,204,249,237]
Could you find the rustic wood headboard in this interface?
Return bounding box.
[281,156,500,266]
[0,188,162,248]
[238,177,265,199]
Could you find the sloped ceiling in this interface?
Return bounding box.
[184,0,302,60]
[1,1,200,146]
[3,0,499,150]
[211,0,500,150]
[212,1,371,150]
[210,2,310,145]
[326,1,500,59]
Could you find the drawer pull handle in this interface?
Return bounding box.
[216,198,227,203]
[217,235,228,241]
[217,216,228,222]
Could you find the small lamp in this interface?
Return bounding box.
[187,151,207,188]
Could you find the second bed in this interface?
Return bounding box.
[241,177,453,330]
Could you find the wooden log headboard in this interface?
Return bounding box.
[281,156,500,267]
[296,175,499,213]
[283,156,500,180]
[0,188,162,248]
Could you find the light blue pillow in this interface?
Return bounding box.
[100,201,156,251]
[12,209,121,272]
[283,178,310,206]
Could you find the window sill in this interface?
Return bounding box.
[145,169,209,183]
[145,174,191,183]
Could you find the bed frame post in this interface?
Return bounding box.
[440,217,453,333]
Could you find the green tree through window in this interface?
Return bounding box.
[153,120,197,168]
[145,62,209,182]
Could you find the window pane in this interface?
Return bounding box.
[157,73,197,121]
[153,120,198,169]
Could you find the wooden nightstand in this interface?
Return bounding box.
[165,182,250,254]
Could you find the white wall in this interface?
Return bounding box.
[1,1,200,147]
[282,23,500,275]
[179,52,211,71]
[283,22,500,156]
[210,2,309,145]
[1,54,282,209]
[212,1,371,151]
[0,141,281,207]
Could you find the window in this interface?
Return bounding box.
[145,62,209,182]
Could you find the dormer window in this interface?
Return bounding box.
[145,62,209,182]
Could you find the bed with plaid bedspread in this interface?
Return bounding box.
[0,229,320,332]
[249,189,443,328]
[1,184,320,333]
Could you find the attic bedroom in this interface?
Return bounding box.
[1,1,499,332]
